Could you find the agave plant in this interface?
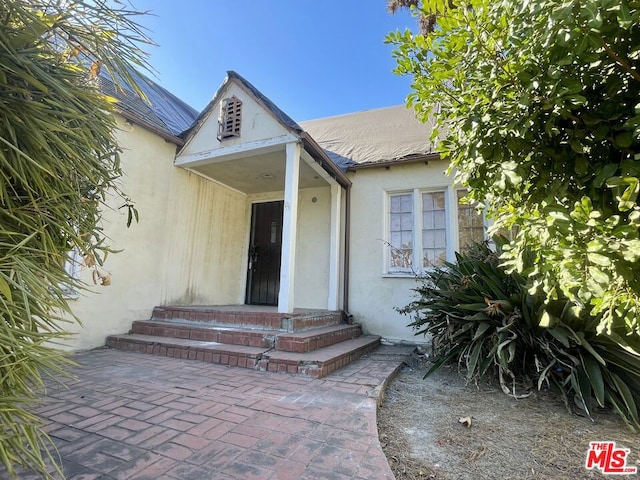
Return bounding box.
[0,1,150,477]
[400,241,640,431]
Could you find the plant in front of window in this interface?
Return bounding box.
[0,1,149,477]
[390,242,414,270]
[387,0,640,421]
[399,240,640,431]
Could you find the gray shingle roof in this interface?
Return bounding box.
[300,106,437,168]
[106,69,435,173]
[100,70,198,139]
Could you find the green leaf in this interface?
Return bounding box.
[610,373,640,425]
[581,353,606,407]
[473,322,492,340]
[547,327,571,348]
[0,276,12,302]
[467,340,484,379]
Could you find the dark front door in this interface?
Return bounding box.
[246,201,283,306]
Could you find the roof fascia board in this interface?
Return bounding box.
[177,77,231,154]
[300,150,336,185]
[232,79,301,136]
[299,133,351,188]
[347,153,441,171]
[174,133,299,168]
[117,109,185,146]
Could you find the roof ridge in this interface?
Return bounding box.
[299,104,409,124]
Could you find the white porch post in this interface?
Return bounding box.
[327,184,342,310]
[278,142,301,313]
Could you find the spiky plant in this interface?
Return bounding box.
[400,241,640,431]
[0,1,150,477]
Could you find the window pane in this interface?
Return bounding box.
[423,229,433,248]
[401,195,413,212]
[422,191,447,267]
[457,189,485,252]
[401,231,413,248]
[389,193,413,270]
[422,193,433,210]
[390,215,402,231]
[390,232,402,247]
[390,195,402,213]
[400,212,413,230]
[433,191,445,209]
[434,229,446,248]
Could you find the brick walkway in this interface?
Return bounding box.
[10,346,411,479]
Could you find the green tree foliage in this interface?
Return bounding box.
[400,241,640,431]
[0,1,150,477]
[387,1,640,352]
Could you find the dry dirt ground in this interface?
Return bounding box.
[377,357,640,480]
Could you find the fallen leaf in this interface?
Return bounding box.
[458,416,472,427]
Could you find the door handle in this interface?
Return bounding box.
[249,246,258,270]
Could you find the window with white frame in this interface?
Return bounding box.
[389,193,414,271]
[61,248,82,298]
[421,191,447,268]
[457,189,486,252]
[386,187,485,274]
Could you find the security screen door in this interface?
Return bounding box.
[245,201,283,306]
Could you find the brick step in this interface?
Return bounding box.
[151,306,344,332]
[130,320,276,348]
[259,335,381,378]
[105,334,268,368]
[130,321,362,353]
[105,333,381,378]
[275,324,362,353]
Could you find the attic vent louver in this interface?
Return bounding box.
[217,96,242,141]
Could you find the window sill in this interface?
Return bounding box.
[382,273,416,279]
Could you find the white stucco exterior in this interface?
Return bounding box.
[63,116,248,350]
[347,159,453,343]
[59,72,448,351]
[63,114,341,350]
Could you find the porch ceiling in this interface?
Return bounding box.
[188,150,329,194]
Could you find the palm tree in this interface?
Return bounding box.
[0,1,151,477]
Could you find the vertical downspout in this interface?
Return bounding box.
[343,185,351,315]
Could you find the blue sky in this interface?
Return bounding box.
[129,1,417,121]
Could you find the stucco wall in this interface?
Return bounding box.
[62,117,248,350]
[293,186,332,309]
[347,159,453,344]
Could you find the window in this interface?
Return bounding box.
[389,194,414,271]
[217,96,242,140]
[61,248,82,298]
[386,187,485,274]
[457,189,485,252]
[422,191,447,268]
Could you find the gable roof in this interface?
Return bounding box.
[180,70,303,144]
[180,71,351,188]
[106,68,436,177]
[300,106,438,169]
[100,70,198,144]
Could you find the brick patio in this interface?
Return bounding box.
[5,345,412,479]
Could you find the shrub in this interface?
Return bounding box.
[400,241,640,431]
[0,1,149,477]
